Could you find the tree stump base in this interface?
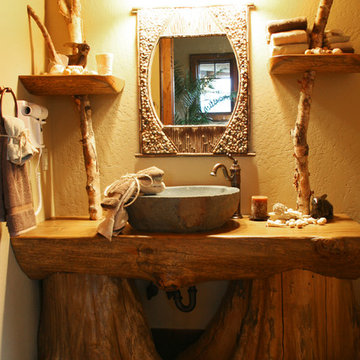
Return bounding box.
[38,273,160,360]
[38,271,360,360]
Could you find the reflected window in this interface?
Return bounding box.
[198,61,232,113]
[190,53,238,122]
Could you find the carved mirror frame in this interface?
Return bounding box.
[136,5,251,156]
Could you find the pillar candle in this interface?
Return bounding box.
[251,196,268,220]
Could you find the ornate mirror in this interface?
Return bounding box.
[136,5,251,155]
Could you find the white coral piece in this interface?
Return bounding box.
[266,203,328,229]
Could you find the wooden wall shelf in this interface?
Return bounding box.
[19,74,125,95]
[18,74,125,219]
[268,54,360,74]
[11,215,360,289]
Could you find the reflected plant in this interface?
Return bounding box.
[174,63,229,125]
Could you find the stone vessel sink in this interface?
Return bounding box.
[127,185,239,233]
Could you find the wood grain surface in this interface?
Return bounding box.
[11,215,360,289]
[268,54,360,74]
[19,75,125,95]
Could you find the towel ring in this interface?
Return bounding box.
[0,87,18,121]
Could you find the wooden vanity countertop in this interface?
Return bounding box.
[11,215,360,289]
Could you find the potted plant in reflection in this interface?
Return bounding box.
[174,63,233,125]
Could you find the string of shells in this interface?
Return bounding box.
[138,8,177,154]
[211,6,249,154]
[137,5,250,155]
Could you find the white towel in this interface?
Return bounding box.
[325,29,346,37]
[325,34,350,44]
[2,116,38,165]
[329,41,354,49]
[270,30,308,46]
[270,43,309,56]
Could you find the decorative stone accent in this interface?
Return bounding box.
[137,6,250,155]
[137,8,177,154]
[211,6,249,154]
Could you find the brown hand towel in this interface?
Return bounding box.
[0,88,36,237]
[136,166,165,194]
[97,166,165,240]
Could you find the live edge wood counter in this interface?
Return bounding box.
[10,215,360,359]
[11,214,360,288]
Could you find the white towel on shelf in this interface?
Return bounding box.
[270,43,309,56]
[270,30,308,46]
[325,34,350,44]
[329,41,354,49]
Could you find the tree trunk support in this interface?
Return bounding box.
[74,95,101,219]
[292,0,334,214]
[39,274,160,360]
[38,272,360,360]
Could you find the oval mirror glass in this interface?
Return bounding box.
[150,35,238,127]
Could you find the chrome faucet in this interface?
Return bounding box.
[210,154,242,218]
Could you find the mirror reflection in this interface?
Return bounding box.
[151,35,238,126]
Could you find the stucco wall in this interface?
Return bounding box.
[44,0,360,329]
[0,1,45,358]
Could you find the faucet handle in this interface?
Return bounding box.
[226,153,238,165]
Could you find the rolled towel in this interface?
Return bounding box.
[97,166,165,240]
[267,16,307,34]
[271,30,308,46]
[325,29,346,37]
[3,116,38,165]
[328,42,355,53]
[337,47,355,53]
[325,34,350,44]
[270,43,309,56]
[136,166,165,194]
[329,41,354,49]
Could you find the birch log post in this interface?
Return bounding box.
[58,0,83,43]
[292,0,334,214]
[74,95,101,219]
[57,1,101,219]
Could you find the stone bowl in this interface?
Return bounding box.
[127,185,239,233]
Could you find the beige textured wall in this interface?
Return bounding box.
[0,1,45,358]
[44,0,360,329]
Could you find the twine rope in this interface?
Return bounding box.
[0,129,38,165]
[104,173,154,207]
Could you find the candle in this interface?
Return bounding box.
[251,196,268,220]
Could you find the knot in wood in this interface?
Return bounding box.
[311,237,353,263]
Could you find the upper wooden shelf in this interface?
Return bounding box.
[268,54,360,74]
[10,215,360,289]
[19,74,125,95]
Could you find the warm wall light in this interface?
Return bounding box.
[131,0,254,10]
